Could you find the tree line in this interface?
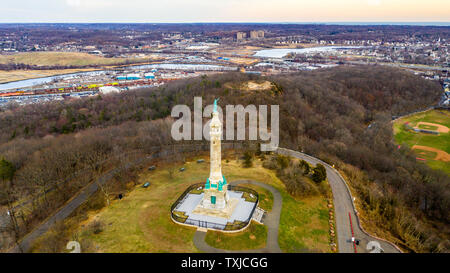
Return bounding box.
[0,65,448,252]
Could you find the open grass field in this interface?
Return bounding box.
[0,52,138,67]
[56,153,330,253]
[0,51,149,84]
[393,109,450,174]
[0,68,98,84]
[202,183,273,251]
[205,222,267,250]
[216,46,261,58]
[277,181,331,253]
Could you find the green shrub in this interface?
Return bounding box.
[243,151,253,168]
[312,164,327,183]
[90,220,104,235]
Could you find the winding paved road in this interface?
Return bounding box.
[276,148,402,253]
[194,180,282,253]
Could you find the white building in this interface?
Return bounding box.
[99,86,120,94]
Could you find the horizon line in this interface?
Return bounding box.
[0,21,449,26]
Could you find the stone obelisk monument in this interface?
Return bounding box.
[194,99,237,217]
[201,98,229,209]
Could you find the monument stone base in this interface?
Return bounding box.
[191,198,239,219]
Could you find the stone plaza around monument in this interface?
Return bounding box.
[175,189,257,230]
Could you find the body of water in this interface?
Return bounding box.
[0,70,106,91]
[253,46,366,58]
[0,63,236,91]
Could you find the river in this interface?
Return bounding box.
[253,46,367,58]
[0,63,237,91]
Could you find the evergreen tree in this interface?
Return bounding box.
[243,151,253,168]
[312,164,327,183]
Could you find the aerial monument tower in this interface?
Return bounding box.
[171,98,259,231]
[200,99,230,209]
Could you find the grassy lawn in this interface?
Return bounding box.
[66,153,330,253]
[277,185,331,253]
[0,68,98,84]
[414,149,437,160]
[0,52,138,67]
[238,183,274,212]
[0,52,153,84]
[205,222,267,250]
[202,183,273,251]
[393,109,450,174]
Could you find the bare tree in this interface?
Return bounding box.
[0,158,23,252]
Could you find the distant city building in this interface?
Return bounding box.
[236,32,247,40]
[250,30,264,39]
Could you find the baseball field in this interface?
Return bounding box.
[393,109,450,174]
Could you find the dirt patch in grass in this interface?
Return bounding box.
[244,81,272,91]
[224,80,273,91]
[415,122,449,133]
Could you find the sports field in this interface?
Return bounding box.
[393,109,450,174]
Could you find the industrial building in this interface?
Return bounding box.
[126,74,141,80]
[144,73,155,79]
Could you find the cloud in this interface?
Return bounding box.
[66,0,116,8]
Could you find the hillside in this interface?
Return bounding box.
[0,65,448,252]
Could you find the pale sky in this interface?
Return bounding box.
[0,0,449,23]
